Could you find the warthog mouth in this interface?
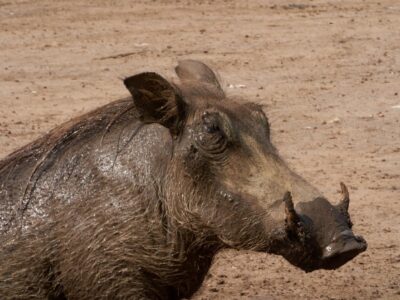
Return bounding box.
[321,231,367,270]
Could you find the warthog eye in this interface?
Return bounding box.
[194,111,230,158]
[202,111,220,133]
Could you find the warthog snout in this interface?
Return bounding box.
[322,230,367,269]
[287,183,367,272]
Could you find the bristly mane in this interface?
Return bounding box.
[0,98,136,232]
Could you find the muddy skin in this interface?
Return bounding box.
[0,60,366,299]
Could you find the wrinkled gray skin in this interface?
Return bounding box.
[0,60,366,299]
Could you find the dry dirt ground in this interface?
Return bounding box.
[1,0,399,299]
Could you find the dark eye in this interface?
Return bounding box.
[194,111,229,158]
[202,111,221,134]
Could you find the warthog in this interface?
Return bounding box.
[0,60,366,299]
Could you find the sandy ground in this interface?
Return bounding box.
[1,0,399,299]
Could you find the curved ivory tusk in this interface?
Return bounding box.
[339,182,350,212]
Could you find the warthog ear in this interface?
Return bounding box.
[124,72,186,135]
[283,192,300,232]
[283,192,309,242]
[175,60,225,98]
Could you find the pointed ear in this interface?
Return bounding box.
[175,60,225,98]
[124,72,186,135]
[283,192,308,242]
[283,192,302,235]
[283,192,300,232]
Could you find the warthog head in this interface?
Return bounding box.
[123,60,367,272]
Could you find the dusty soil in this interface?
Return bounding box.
[1,0,399,299]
